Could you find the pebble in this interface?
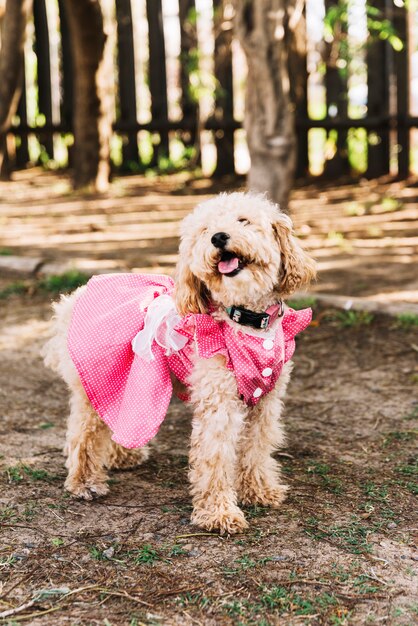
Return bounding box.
[103,546,115,559]
[142,533,154,541]
[188,548,200,557]
[387,522,397,529]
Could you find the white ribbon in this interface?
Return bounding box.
[131,294,188,361]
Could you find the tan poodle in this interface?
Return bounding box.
[43,192,316,534]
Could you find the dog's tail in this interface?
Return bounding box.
[41,286,85,378]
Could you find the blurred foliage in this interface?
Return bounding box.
[324,0,404,69]
[39,270,89,294]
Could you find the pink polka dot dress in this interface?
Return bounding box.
[68,274,312,449]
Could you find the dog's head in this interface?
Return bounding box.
[174,192,316,315]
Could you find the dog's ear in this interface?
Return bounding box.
[174,253,208,316]
[273,212,317,296]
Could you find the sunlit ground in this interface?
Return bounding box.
[0,169,417,307]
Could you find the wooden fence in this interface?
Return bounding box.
[7,0,418,179]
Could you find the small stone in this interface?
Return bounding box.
[142,533,154,541]
[271,556,289,562]
[387,522,397,529]
[103,546,115,559]
[183,543,193,551]
[188,549,200,557]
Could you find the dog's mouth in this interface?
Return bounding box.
[217,251,245,277]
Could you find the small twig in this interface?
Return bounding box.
[66,509,86,517]
[367,569,389,586]
[0,598,37,619]
[0,605,63,622]
[175,533,218,540]
[49,509,65,523]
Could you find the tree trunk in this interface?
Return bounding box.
[0,0,32,179]
[63,0,114,191]
[234,0,304,210]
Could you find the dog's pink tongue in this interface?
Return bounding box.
[218,257,239,274]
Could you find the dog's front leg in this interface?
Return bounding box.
[237,362,293,508]
[188,356,248,534]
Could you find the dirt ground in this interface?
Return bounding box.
[0,172,417,625]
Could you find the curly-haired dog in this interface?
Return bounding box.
[43,192,316,534]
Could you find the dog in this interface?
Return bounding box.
[43,192,316,534]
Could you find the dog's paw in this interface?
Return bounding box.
[191,503,248,535]
[65,476,109,500]
[239,481,288,509]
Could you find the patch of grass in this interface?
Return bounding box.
[131,544,161,565]
[243,504,269,519]
[0,505,18,523]
[260,586,339,617]
[334,310,374,328]
[0,247,13,255]
[89,545,108,561]
[176,592,212,610]
[306,461,344,494]
[288,296,317,310]
[0,281,27,299]
[39,270,89,294]
[361,482,389,502]
[0,554,18,569]
[403,405,418,421]
[38,421,55,430]
[167,544,188,557]
[352,575,381,594]
[396,459,418,477]
[383,430,417,446]
[51,537,64,547]
[223,554,277,576]
[22,501,38,520]
[404,482,418,495]
[5,464,60,484]
[304,516,375,554]
[396,313,418,329]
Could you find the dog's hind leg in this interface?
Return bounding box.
[236,362,293,508]
[106,442,150,470]
[65,380,111,500]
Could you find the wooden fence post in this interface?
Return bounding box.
[366,0,391,177]
[116,0,139,167]
[179,0,199,154]
[324,0,349,177]
[57,0,74,164]
[145,0,169,164]
[213,0,234,177]
[33,0,54,159]
[393,2,410,178]
[288,2,309,179]
[15,61,30,167]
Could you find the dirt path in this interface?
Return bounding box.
[0,289,417,625]
[1,170,418,306]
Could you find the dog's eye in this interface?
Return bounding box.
[238,218,251,226]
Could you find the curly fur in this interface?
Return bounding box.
[43,192,316,534]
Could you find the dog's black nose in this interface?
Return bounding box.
[211,232,230,249]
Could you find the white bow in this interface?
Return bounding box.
[131,294,188,361]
